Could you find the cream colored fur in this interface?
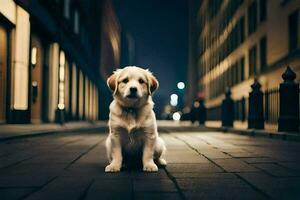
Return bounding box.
[105,66,167,172]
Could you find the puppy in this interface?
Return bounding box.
[105,66,167,172]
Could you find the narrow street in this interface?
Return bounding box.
[1,127,300,200]
[1,0,300,199]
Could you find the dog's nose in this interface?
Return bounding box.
[130,87,137,93]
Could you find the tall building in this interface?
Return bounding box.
[98,0,121,120]
[0,0,121,123]
[188,0,300,125]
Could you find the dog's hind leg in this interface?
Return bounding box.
[105,137,112,162]
[154,137,167,166]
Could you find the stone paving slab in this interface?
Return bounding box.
[278,162,300,171]
[213,158,261,172]
[172,172,236,179]
[85,179,132,200]
[1,188,36,200]
[0,173,56,187]
[0,122,108,141]
[183,188,266,200]
[133,179,177,192]
[166,163,223,173]
[198,149,232,159]
[251,163,300,177]
[134,192,181,200]
[238,172,300,199]
[241,157,278,163]
[0,130,300,199]
[24,177,93,200]
[165,150,210,164]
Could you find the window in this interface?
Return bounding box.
[233,62,238,85]
[238,16,245,43]
[63,0,70,19]
[240,57,245,81]
[259,0,267,22]
[288,10,300,52]
[58,51,66,110]
[74,10,80,34]
[230,66,234,87]
[249,45,257,76]
[248,1,257,35]
[0,23,8,122]
[260,36,267,72]
[208,0,223,20]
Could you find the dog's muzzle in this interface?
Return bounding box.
[126,87,139,99]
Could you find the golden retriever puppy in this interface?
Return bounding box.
[105,66,167,172]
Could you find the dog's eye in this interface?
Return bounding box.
[122,78,129,83]
[139,79,145,84]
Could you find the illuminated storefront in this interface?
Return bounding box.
[0,0,102,124]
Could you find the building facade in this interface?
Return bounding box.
[188,0,300,125]
[0,0,121,123]
[98,0,121,120]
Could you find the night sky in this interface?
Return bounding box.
[113,0,188,115]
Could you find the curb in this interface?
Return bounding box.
[0,125,109,142]
[1,123,299,142]
[205,126,300,141]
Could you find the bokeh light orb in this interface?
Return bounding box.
[172,112,181,121]
[170,94,178,101]
[170,99,178,106]
[177,82,185,89]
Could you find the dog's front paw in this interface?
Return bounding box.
[105,164,121,172]
[143,162,158,172]
[158,158,167,166]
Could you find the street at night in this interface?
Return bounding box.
[1,0,300,199]
[1,122,300,200]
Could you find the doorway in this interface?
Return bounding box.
[30,35,44,123]
[0,24,8,123]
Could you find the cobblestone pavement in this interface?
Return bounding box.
[1,130,300,200]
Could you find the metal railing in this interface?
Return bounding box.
[234,97,247,121]
[206,105,221,121]
[264,88,280,124]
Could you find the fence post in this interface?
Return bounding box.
[248,79,264,129]
[264,91,269,122]
[241,97,246,121]
[278,66,299,132]
[198,99,206,125]
[221,89,234,127]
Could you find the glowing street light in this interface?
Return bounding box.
[172,112,181,121]
[170,93,178,106]
[170,99,178,106]
[177,82,185,89]
[170,93,178,101]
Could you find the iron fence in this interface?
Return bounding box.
[206,105,221,121]
[234,97,247,121]
[264,88,280,124]
[206,88,300,125]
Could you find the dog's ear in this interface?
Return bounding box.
[107,70,120,95]
[146,70,159,94]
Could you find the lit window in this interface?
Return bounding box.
[31,47,37,65]
[58,51,65,110]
